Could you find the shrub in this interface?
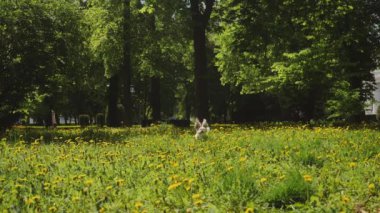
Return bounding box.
[141,119,154,127]
[168,119,190,127]
[79,114,90,127]
[325,81,363,122]
[264,169,314,208]
[96,113,105,127]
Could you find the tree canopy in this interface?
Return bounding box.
[1,0,379,130]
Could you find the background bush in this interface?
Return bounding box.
[96,113,105,127]
[79,114,90,127]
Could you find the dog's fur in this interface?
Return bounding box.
[194,118,210,140]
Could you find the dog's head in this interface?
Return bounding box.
[194,118,210,139]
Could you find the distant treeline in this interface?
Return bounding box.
[1,0,379,131]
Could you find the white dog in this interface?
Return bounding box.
[194,118,210,140]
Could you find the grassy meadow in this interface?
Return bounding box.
[1,124,380,212]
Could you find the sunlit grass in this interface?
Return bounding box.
[1,124,379,212]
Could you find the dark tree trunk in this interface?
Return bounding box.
[303,89,316,121]
[122,0,133,126]
[185,86,192,120]
[193,24,209,120]
[146,10,161,122]
[107,74,120,127]
[190,0,214,121]
[150,76,161,121]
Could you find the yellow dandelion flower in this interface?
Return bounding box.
[168,182,182,190]
[303,175,313,182]
[368,183,375,191]
[192,194,201,200]
[15,184,24,189]
[17,177,27,182]
[194,199,203,206]
[135,201,143,209]
[349,162,357,168]
[48,206,58,212]
[245,207,254,213]
[115,179,125,186]
[36,171,46,176]
[170,175,179,181]
[32,195,40,201]
[184,178,195,184]
[341,195,350,203]
[25,198,34,205]
[239,157,247,163]
[84,179,94,186]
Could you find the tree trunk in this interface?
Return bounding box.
[190,0,214,121]
[122,0,133,126]
[107,74,120,127]
[185,86,192,120]
[193,24,209,120]
[150,76,161,121]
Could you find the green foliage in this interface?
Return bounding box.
[1,125,380,211]
[213,0,379,120]
[0,0,105,130]
[295,149,324,168]
[326,81,363,121]
[263,170,314,208]
[214,166,258,210]
[84,1,124,77]
[1,0,379,129]
[96,113,105,127]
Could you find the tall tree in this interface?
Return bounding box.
[135,0,193,121]
[107,75,120,126]
[0,0,89,131]
[190,0,215,120]
[122,0,134,126]
[214,0,380,121]
[85,0,124,126]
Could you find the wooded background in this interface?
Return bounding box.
[1,0,379,130]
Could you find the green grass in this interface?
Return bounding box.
[0,124,379,212]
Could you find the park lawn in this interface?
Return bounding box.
[0,125,379,212]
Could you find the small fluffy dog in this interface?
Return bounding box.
[194,118,210,140]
